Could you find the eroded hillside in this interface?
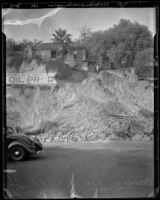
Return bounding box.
[6,66,154,141]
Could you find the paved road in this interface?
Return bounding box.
[6,141,154,198]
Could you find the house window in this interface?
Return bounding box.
[51,50,56,58]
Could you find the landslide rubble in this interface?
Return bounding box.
[6,69,154,141]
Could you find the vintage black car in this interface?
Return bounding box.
[6,127,45,161]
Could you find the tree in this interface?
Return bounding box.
[6,38,43,72]
[6,38,17,55]
[133,48,154,78]
[79,25,92,42]
[82,30,105,63]
[51,28,72,61]
[18,39,42,51]
[32,39,42,47]
[107,19,153,68]
[7,38,42,55]
[77,19,153,70]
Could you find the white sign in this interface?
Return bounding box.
[6,73,57,85]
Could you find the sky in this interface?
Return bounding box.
[2,8,156,42]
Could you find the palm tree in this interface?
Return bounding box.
[51,28,72,61]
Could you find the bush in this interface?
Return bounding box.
[27,54,45,66]
[45,59,88,82]
[133,48,154,78]
[7,52,45,72]
[10,55,25,72]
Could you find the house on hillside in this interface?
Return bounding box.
[34,42,88,69]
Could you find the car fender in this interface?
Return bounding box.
[8,141,36,154]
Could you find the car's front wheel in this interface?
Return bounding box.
[9,145,26,161]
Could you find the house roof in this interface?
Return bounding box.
[34,43,61,51]
[34,42,86,51]
[69,43,86,50]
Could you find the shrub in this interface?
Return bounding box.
[133,48,154,79]
[7,52,45,72]
[11,55,25,72]
[27,54,45,66]
[45,59,77,80]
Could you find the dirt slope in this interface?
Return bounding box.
[6,67,154,141]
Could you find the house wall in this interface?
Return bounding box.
[64,49,86,68]
[36,50,51,58]
[64,53,76,68]
[80,62,88,71]
[74,49,86,63]
[36,48,87,68]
